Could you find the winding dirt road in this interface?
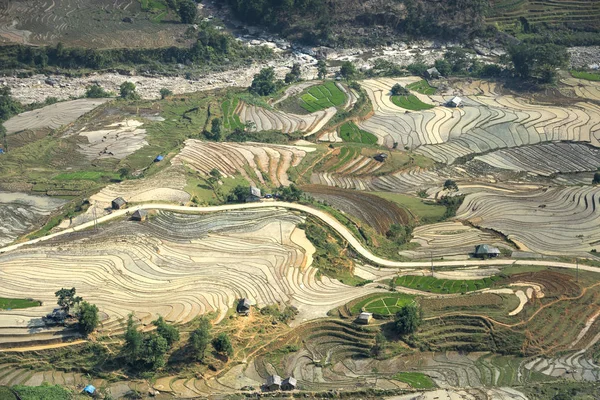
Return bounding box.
[1,201,597,274]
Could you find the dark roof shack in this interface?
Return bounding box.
[282,377,297,390]
[266,374,282,391]
[111,197,127,210]
[132,209,148,221]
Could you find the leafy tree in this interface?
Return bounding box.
[444,47,471,74]
[394,304,422,335]
[85,84,111,98]
[386,223,412,244]
[372,332,387,356]
[124,314,143,359]
[278,184,302,202]
[140,333,169,369]
[339,61,356,79]
[593,172,600,185]
[285,63,302,83]
[78,301,99,336]
[227,185,251,203]
[153,316,180,346]
[160,88,173,99]
[444,179,458,191]
[55,288,82,313]
[406,62,428,77]
[178,0,198,24]
[212,332,233,357]
[250,67,277,96]
[508,43,569,83]
[391,83,409,96]
[118,167,131,179]
[0,86,23,121]
[119,82,140,100]
[189,317,211,361]
[434,59,451,76]
[317,59,327,79]
[210,118,222,140]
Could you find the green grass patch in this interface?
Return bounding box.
[53,171,119,181]
[350,293,415,316]
[407,80,436,95]
[571,70,600,81]
[339,122,378,144]
[299,81,346,112]
[390,95,434,111]
[12,385,72,400]
[0,298,41,310]
[392,372,436,389]
[0,387,16,400]
[395,275,500,294]
[371,192,446,223]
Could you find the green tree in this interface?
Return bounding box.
[391,83,409,96]
[227,185,251,203]
[78,301,99,336]
[444,179,458,191]
[0,86,23,121]
[160,88,173,99]
[124,314,143,360]
[395,304,422,335]
[372,332,387,356]
[339,61,356,79]
[141,333,169,369]
[386,223,412,244]
[210,118,222,140]
[55,288,82,313]
[285,63,302,83]
[278,184,302,202]
[118,167,131,179]
[153,316,180,347]
[434,59,451,76]
[178,0,198,24]
[317,59,327,79]
[508,43,569,83]
[119,82,140,100]
[189,317,211,361]
[444,47,471,74]
[212,332,233,357]
[250,67,277,96]
[85,84,111,98]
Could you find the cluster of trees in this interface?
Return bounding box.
[222,0,326,31]
[394,304,422,335]
[391,83,409,96]
[54,288,99,336]
[386,223,413,245]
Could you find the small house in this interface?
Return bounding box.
[83,385,96,396]
[447,96,462,108]
[265,374,282,391]
[246,187,262,203]
[132,209,148,222]
[425,67,441,79]
[374,153,389,162]
[281,377,297,391]
[357,312,373,325]
[154,155,164,162]
[237,298,251,315]
[473,244,500,258]
[111,197,127,210]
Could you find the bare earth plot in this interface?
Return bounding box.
[0,209,377,348]
[0,191,66,247]
[0,0,189,48]
[77,119,148,160]
[456,186,600,256]
[2,98,110,135]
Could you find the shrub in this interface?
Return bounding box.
[86,84,112,98]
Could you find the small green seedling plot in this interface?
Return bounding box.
[339,122,378,144]
[221,98,243,130]
[329,146,361,171]
[300,81,346,112]
[0,298,41,310]
[390,95,434,111]
[392,372,436,389]
[571,70,600,81]
[395,275,500,294]
[351,293,414,316]
[407,80,436,95]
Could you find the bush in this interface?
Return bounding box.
[153,316,180,346]
[339,61,357,79]
[250,67,277,96]
[77,301,99,336]
[212,333,233,356]
[178,0,197,24]
[160,88,173,99]
[85,84,112,98]
[391,83,409,96]
[394,304,422,335]
[119,82,139,100]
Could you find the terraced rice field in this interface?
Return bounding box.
[399,221,510,258]
[235,101,337,136]
[350,293,414,315]
[395,275,500,294]
[338,122,378,144]
[2,99,110,135]
[302,185,410,234]
[299,81,347,112]
[407,80,437,95]
[475,142,600,176]
[0,209,377,348]
[391,94,434,111]
[0,191,66,247]
[562,76,600,102]
[0,298,40,310]
[221,97,243,131]
[357,77,600,162]
[456,186,600,255]
[77,119,148,160]
[172,139,312,187]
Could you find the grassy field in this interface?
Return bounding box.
[12,384,72,400]
[392,372,436,389]
[0,388,16,400]
[221,97,244,130]
[339,122,378,144]
[571,70,600,81]
[390,95,434,111]
[300,81,346,112]
[0,298,41,310]
[53,171,120,181]
[371,192,447,223]
[407,80,436,95]
[395,275,500,294]
[350,293,414,316]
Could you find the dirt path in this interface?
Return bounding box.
[0,340,87,352]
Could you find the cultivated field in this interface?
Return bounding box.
[456,186,600,255]
[2,99,110,135]
[172,139,314,187]
[77,119,148,160]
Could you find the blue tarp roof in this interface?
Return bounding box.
[84,385,96,394]
[0,149,4,154]
[154,155,164,161]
